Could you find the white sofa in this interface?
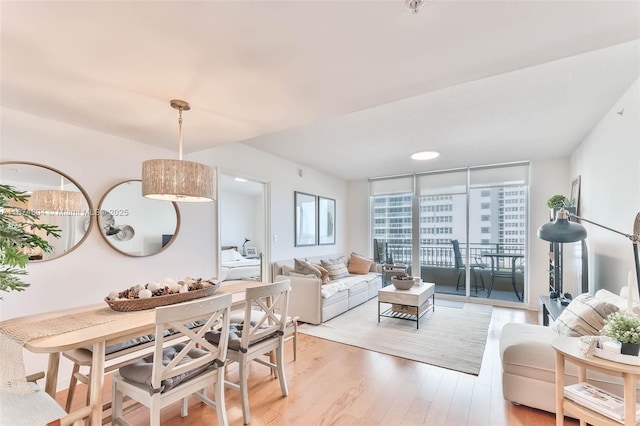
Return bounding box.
[272,255,382,325]
[500,288,640,413]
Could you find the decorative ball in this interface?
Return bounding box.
[138,289,152,299]
[179,284,189,294]
[108,291,120,301]
[146,282,161,292]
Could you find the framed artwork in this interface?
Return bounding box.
[570,176,581,216]
[318,196,336,245]
[245,247,258,258]
[295,191,317,246]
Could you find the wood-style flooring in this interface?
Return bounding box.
[55,304,577,425]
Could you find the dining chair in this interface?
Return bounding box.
[111,293,232,426]
[208,279,291,424]
[451,239,486,293]
[229,310,299,362]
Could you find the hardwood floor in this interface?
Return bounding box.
[56,304,577,425]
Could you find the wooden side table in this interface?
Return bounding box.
[552,337,640,426]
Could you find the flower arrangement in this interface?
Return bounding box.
[600,311,640,344]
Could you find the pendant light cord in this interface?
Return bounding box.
[178,106,183,161]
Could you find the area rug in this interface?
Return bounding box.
[299,298,492,375]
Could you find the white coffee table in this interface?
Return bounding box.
[378,282,435,329]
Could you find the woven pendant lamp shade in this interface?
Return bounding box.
[30,189,84,214]
[141,99,216,203]
[142,159,215,202]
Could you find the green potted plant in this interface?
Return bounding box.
[546,194,569,209]
[600,311,640,355]
[0,184,60,299]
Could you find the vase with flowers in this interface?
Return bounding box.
[600,311,640,356]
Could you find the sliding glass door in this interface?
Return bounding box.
[370,163,529,304]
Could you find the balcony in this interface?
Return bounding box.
[375,241,524,303]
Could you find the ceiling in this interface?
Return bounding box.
[2,1,639,180]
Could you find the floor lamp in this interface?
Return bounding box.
[538,208,640,304]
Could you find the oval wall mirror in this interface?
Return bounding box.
[0,161,93,261]
[97,180,180,257]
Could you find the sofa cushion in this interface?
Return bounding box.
[595,289,640,314]
[294,258,321,278]
[552,293,619,337]
[500,322,558,382]
[347,252,374,275]
[313,264,330,284]
[321,258,349,280]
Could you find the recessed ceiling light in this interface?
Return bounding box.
[410,151,440,161]
[234,178,248,182]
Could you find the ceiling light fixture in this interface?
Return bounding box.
[405,0,425,14]
[234,178,248,182]
[410,151,440,161]
[142,100,216,202]
[30,176,83,214]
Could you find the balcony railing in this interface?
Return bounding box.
[377,241,524,268]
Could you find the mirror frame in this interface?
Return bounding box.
[97,179,181,257]
[0,160,94,262]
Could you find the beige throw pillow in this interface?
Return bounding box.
[293,258,321,278]
[321,258,349,280]
[347,252,373,275]
[552,293,619,337]
[313,264,330,284]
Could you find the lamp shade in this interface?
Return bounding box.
[30,189,84,214]
[142,159,216,202]
[537,217,587,243]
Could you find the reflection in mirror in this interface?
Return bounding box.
[0,161,93,261]
[98,180,180,257]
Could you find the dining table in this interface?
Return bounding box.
[481,252,524,301]
[0,279,265,426]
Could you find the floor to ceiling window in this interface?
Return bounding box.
[370,163,529,304]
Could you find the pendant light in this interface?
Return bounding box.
[142,100,216,202]
[30,176,83,214]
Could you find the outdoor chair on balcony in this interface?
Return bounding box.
[451,239,487,293]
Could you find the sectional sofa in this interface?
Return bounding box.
[500,287,640,413]
[272,254,382,324]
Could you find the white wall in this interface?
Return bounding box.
[219,190,259,251]
[570,78,640,295]
[192,143,349,265]
[0,107,216,386]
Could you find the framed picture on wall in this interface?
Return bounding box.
[571,175,581,216]
[318,196,336,245]
[295,191,317,246]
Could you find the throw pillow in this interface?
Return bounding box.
[552,293,619,337]
[288,272,317,278]
[347,252,373,275]
[314,264,330,284]
[293,258,321,278]
[320,258,349,280]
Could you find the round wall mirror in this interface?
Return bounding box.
[0,161,93,261]
[97,180,180,256]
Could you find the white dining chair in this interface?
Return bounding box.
[111,293,232,426]
[208,280,291,424]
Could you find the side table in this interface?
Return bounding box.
[540,295,567,326]
[552,336,640,426]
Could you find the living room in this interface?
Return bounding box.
[1,1,639,425]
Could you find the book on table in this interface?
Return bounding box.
[564,382,640,423]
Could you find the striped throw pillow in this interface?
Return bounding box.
[552,293,619,337]
[321,258,349,280]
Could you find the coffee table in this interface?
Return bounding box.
[378,282,435,329]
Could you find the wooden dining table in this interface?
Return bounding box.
[0,280,265,426]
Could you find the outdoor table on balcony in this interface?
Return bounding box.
[482,252,524,301]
